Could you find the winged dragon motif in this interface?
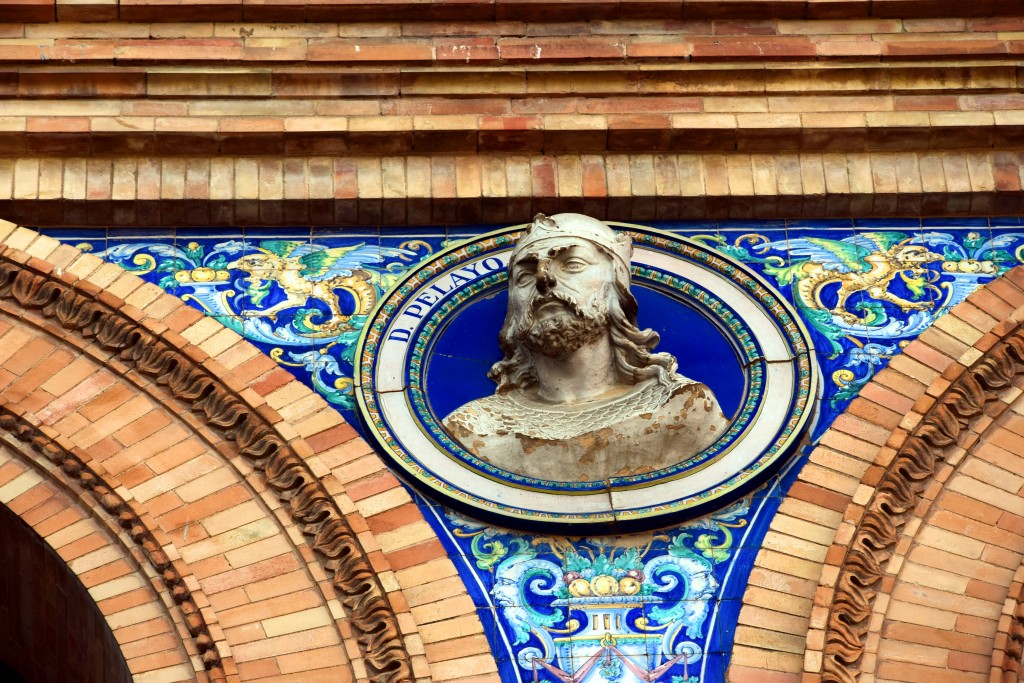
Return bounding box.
[784,232,943,324]
[229,240,413,335]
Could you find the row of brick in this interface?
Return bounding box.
[12,192,1023,228]
[8,66,1024,100]
[0,151,1014,202]
[0,151,1019,225]
[7,17,1024,39]
[6,33,1024,63]
[2,65,1022,100]
[1,115,1023,155]
[5,69,1024,103]
[7,0,1024,23]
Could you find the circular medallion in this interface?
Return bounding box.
[355,221,818,530]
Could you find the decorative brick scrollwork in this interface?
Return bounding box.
[0,252,414,683]
[822,329,1024,683]
[0,406,227,680]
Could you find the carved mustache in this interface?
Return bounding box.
[527,291,587,320]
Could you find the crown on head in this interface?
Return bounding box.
[511,213,633,274]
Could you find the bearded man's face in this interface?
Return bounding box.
[503,240,616,358]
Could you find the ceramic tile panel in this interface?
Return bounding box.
[41,217,1024,683]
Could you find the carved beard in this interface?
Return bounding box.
[518,292,609,358]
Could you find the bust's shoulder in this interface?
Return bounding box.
[443,393,515,434]
[656,379,727,429]
[669,379,716,398]
[663,378,720,405]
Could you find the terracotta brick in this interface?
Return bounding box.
[692,37,815,60]
[308,41,433,62]
[111,614,178,649]
[115,39,244,62]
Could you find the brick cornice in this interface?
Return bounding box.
[0,115,1020,157]
[1,150,1020,226]
[8,0,1024,23]
[3,21,1024,162]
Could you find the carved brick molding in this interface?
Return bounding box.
[821,326,1024,683]
[3,150,1022,227]
[0,403,227,680]
[0,247,414,683]
[12,0,1024,23]
[994,564,1024,682]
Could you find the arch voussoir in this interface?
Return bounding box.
[732,266,1024,683]
[0,222,482,683]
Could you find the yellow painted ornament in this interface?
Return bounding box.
[590,575,619,596]
[618,577,641,595]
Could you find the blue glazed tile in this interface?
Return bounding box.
[312,234,379,249]
[68,217,1024,683]
[239,314,315,354]
[42,227,107,245]
[699,652,729,683]
[707,600,740,656]
[379,235,447,264]
[243,226,311,240]
[789,223,858,240]
[476,606,512,660]
[986,231,1024,266]
[446,223,505,238]
[613,651,668,679]
[990,217,1024,227]
[853,217,921,229]
[651,220,720,234]
[786,218,854,230]
[719,219,786,233]
[382,223,456,233]
[109,242,183,296]
[239,237,311,272]
[313,226,380,239]
[175,226,244,241]
[106,226,175,240]
[922,216,989,228]
[702,230,791,277]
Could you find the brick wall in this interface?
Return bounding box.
[2,10,1024,224]
[0,224,495,682]
[733,270,1024,682]
[0,483,134,683]
[4,3,1024,682]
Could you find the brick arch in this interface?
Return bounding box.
[730,267,1024,683]
[0,220,495,682]
[0,432,186,682]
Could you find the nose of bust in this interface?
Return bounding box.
[536,260,556,293]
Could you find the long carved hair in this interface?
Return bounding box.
[487,279,681,393]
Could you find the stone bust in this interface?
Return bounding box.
[442,213,730,482]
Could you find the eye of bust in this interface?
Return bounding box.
[514,270,535,286]
[562,258,588,273]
